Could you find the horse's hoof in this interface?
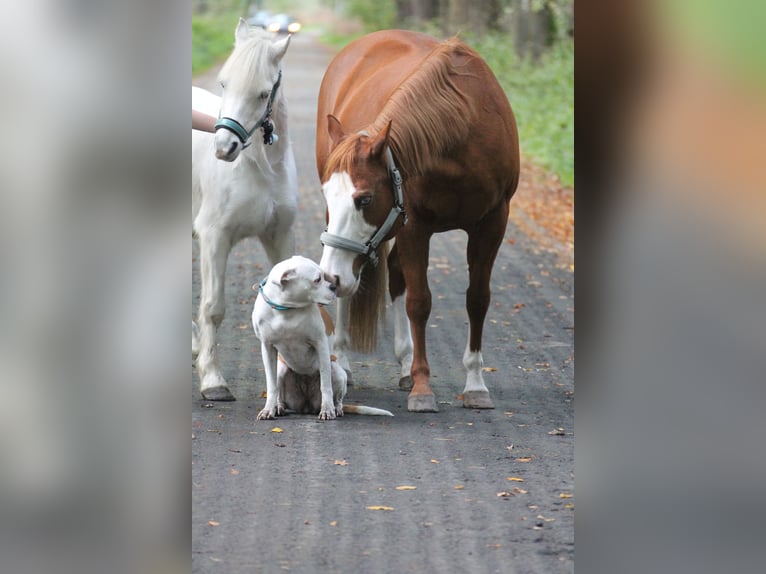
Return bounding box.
[462,390,494,409]
[408,393,439,413]
[201,386,236,401]
[398,375,413,391]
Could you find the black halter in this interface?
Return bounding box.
[214,70,282,147]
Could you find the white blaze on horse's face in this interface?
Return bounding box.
[320,171,377,297]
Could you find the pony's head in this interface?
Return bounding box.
[319,115,406,297]
[214,19,290,162]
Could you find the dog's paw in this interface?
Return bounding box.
[335,403,344,417]
[318,404,337,420]
[257,407,278,420]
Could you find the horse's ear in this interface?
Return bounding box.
[327,115,346,148]
[269,34,291,64]
[235,17,249,45]
[369,120,392,158]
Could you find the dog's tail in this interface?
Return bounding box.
[342,404,394,417]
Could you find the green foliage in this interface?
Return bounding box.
[471,34,574,187]
[346,0,396,32]
[192,13,237,76]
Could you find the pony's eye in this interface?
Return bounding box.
[314,276,321,284]
[355,196,372,208]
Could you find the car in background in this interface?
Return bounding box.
[248,11,272,29]
[265,13,301,34]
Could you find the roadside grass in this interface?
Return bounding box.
[192,13,237,76]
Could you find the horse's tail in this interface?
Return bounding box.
[348,242,389,353]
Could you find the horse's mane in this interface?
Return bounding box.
[220,28,276,86]
[325,38,477,179]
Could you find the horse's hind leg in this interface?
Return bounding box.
[462,204,509,409]
[195,228,235,401]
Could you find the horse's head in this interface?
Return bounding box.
[319,116,406,297]
[214,19,290,162]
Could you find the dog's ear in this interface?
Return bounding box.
[274,268,296,288]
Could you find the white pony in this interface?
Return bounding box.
[193,19,297,401]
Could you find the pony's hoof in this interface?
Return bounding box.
[462,390,494,409]
[201,386,236,401]
[398,375,413,391]
[408,393,438,413]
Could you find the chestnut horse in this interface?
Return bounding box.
[316,30,519,412]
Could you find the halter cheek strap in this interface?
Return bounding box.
[214,69,282,147]
[320,140,407,267]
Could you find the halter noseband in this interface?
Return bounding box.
[214,69,282,147]
[320,135,407,267]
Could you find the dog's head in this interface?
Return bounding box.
[266,255,338,307]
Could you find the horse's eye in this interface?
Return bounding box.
[314,277,321,284]
[356,196,372,208]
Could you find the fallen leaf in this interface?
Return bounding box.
[330,521,338,526]
[516,456,534,462]
[430,459,440,464]
[366,506,394,511]
[334,459,349,466]
[454,485,465,490]
[271,427,283,433]
[559,493,573,499]
[565,503,574,509]
[261,391,267,399]
[208,520,219,527]
[482,367,497,372]
[230,469,239,476]
[395,486,417,491]
[507,477,525,482]
[548,428,566,436]
[497,491,514,497]
[513,487,528,494]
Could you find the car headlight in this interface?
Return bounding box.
[267,22,280,33]
[287,22,301,33]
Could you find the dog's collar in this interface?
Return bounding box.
[258,278,296,311]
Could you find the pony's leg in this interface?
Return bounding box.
[195,229,235,401]
[192,320,200,357]
[388,244,413,390]
[461,205,509,409]
[397,229,437,412]
[259,208,296,266]
[332,296,353,385]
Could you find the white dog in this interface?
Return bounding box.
[252,256,393,420]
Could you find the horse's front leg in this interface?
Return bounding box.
[388,244,414,390]
[331,296,353,385]
[195,229,235,401]
[398,231,437,412]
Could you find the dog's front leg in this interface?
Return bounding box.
[316,338,337,420]
[257,342,280,420]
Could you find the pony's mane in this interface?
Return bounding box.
[325,38,477,179]
[220,28,276,86]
